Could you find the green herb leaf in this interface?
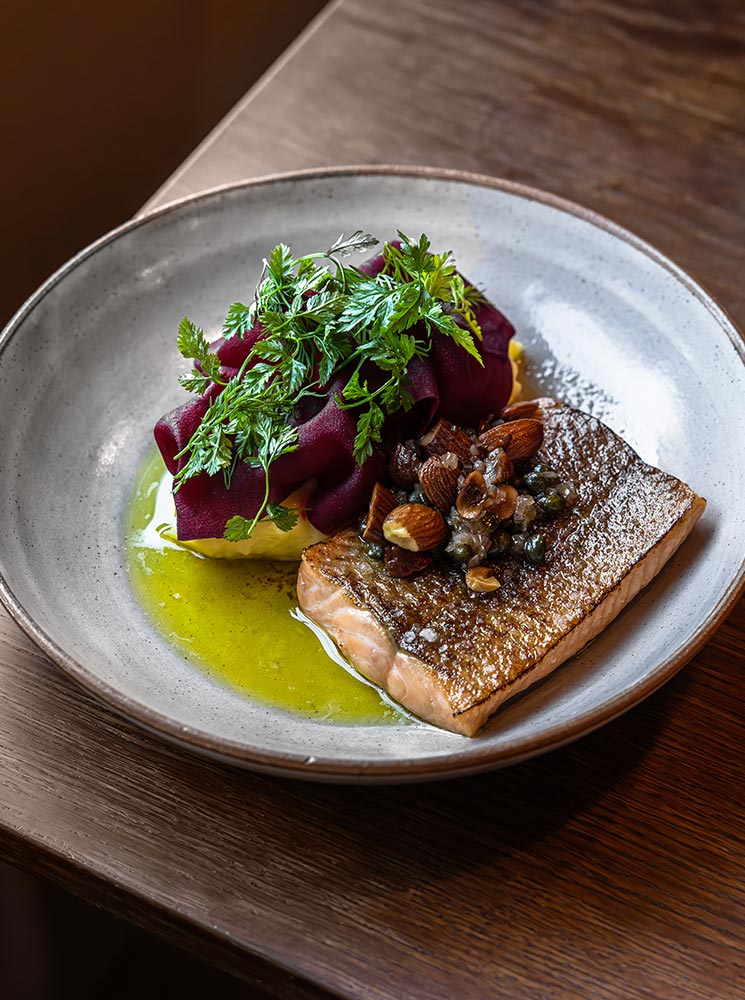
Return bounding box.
[327,231,380,257]
[177,317,209,361]
[179,370,211,395]
[223,504,302,541]
[200,353,223,382]
[173,230,488,531]
[222,301,253,340]
[223,514,254,542]
[425,306,482,362]
[265,503,301,532]
[352,401,385,464]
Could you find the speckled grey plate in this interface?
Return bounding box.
[1,167,744,782]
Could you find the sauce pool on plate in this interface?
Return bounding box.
[124,449,406,725]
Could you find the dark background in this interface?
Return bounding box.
[1,0,327,325]
[0,2,325,996]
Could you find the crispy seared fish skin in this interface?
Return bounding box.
[298,405,706,736]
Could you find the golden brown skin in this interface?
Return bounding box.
[298,405,706,735]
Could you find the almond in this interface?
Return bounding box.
[418,456,459,511]
[500,397,561,421]
[361,482,397,546]
[456,470,489,520]
[388,442,421,489]
[465,566,501,593]
[384,546,432,578]
[419,419,472,461]
[478,423,511,453]
[499,400,542,421]
[479,418,544,461]
[383,503,448,552]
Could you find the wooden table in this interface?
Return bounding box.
[3,1,745,997]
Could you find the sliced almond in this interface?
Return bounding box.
[479,418,544,461]
[361,483,397,546]
[388,442,421,489]
[383,503,448,552]
[419,419,472,461]
[418,456,459,511]
[384,546,432,578]
[465,566,500,593]
[456,470,489,520]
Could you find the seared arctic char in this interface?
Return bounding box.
[297,406,705,735]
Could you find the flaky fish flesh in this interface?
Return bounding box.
[298,405,705,735]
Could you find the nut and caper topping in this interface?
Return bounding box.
[388,441,421,489]
[358,399,574,593]
[465,566,501,592]
[360,482,397,546]
[382,503,449,552]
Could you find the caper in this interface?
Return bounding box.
[523,533,546,564]
[522,470,548,495]
[450,543,474,563]
[364,542,385,560]
[509,532,527,556]
[358,517,368,539]
[524,468,561,495]
[488,530,511,558]
[536,490,566,513]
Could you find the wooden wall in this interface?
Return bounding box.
[0,0,327,324]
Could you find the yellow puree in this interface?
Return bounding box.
[125,449,402,725]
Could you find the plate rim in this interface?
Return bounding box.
[1,163,744,781]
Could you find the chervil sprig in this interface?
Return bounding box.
[173,232,485,538]
[177,317,226,394]
[224,503,304,542]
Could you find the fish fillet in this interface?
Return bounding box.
[297,405,705,735]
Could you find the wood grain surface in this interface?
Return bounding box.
[3,1,745,998]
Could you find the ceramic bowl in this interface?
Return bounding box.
[0,167,743,781]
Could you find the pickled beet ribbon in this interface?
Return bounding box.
[154,257,514,539]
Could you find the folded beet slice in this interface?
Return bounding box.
[154,255,514,540]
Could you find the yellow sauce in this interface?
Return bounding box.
[124,449,404,725]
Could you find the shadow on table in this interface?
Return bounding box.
[0,860,266,1000]
[9,596,742,996]
[286,680,678,851]
[238,659,739,951]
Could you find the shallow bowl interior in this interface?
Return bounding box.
[0,168,743,781]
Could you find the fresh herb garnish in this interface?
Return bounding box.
[224,503,303,542]
[177,317,225,395]
[173,231,485,538]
